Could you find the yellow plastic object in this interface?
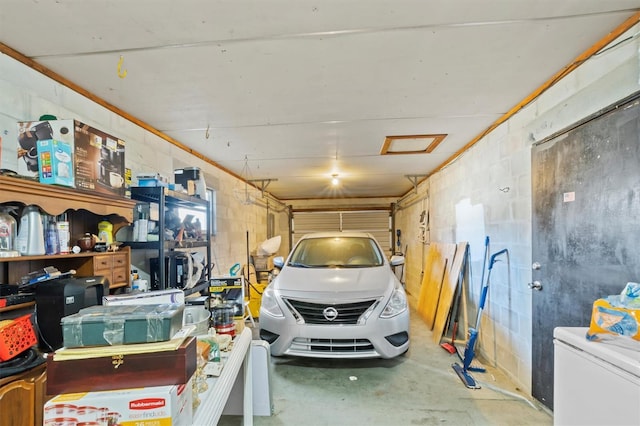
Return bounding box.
[117,55,127,78]
[587,298,640,341]
[247,282,266,318]
[97,219,113,244]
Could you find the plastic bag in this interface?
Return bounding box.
[257,235,281,256]
[586,282,640,341]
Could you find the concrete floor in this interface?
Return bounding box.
[219,307,553,425]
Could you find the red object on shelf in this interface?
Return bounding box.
[0,313,38,361]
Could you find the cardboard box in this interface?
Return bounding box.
[252,254,275,271]
[124,167,132,199]
[209,276,245,319]
[74,120,126,197]
[137,172,169,187]
[44,378,193,425]
[61,304,184,348]
[36,139,74,187]
[47,336,196,395]
[17,119,126,197]
[17,120,61,177]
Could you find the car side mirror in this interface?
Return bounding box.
[273,256,285,268]
[390,255,405,266]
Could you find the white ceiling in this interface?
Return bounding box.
[1,1,639,199]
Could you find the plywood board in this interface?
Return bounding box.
[418,242,457,329]
[432,242,468,344]
[416,243,439,317]
[425,243,457,329]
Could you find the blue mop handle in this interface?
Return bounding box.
[478,236,490,295]
[478,287,489,311]
[488,249,508,270]
[478,248,508,310]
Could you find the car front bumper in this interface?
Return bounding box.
[259,308,410,359]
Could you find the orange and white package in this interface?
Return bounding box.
[196,339,211,364]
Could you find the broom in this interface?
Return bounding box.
[440,283,461,354]
[441,244,487,372]
[440,244,467,354]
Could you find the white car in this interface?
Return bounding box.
[259,232,409,359]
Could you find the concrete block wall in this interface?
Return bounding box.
[389,188,430,306]
[0,53,289,277]
[394,23,640,394]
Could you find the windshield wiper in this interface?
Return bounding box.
[288,262,310,268]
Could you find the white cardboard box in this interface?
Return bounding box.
[36,139,74,187]
[44,379,193,425]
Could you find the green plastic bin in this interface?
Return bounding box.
[61,304,184,348]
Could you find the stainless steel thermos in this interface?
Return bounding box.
[15,205,46,255]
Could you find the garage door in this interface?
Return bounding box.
[292,210,392,254]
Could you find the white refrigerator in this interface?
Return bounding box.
[553,327,640,426]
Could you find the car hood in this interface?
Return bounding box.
[273,265,393,299]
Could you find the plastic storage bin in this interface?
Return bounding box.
[0,313,38,361]
[61,304,184,348]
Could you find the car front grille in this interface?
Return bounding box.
[290,337,375,354]
[283,298,379,325]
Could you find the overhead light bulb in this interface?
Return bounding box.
[331,174,339,186]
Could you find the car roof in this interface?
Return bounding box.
[298,231,375,240]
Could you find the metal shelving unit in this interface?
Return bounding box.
[126,186,211,293]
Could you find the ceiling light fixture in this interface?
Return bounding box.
[331,174,340,186]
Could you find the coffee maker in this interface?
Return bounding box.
[97,144,125,190]
[18,121,54,172]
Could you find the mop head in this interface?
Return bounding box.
[455,346,486,372]
[452,363,481,389]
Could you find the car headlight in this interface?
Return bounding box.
[261,285,284,317]
[380,286,408,318]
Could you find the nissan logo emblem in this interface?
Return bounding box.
[323,307,338,321]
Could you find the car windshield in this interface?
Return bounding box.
[288,236,384,268]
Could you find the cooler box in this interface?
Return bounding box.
[61,304,184,348]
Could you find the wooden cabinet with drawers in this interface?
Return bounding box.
[77,250,130,291]
[0,175,137,296]
[1,248,131,293]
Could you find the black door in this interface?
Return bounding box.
[531,94,640,410]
